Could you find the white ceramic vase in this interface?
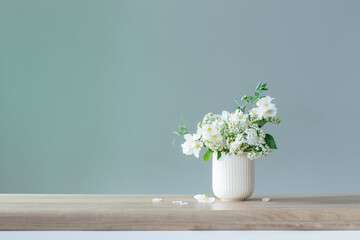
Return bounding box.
[212,152,254,201]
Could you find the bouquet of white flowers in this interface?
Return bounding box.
[174,83,280,161]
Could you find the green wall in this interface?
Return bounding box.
[1,0,360,193]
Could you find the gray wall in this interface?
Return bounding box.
[1,0,359,194]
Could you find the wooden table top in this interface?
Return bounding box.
[1,194,360,230]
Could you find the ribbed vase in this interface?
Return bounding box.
[212,152,254,201]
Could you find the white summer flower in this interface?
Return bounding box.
[249,107,262,119]
[229,141,240,153]
[221,111,231,122]
[244,128,258,145]
[201,123,222,145]
[201,124,218,138]
[181,134,202,157]
[209,133,222,142]
[256,96,277,119]
[256,96,274,109]
[230,109,248,123]
[181,142,193,155]
[193,141,203,158]
[260,104,277,118]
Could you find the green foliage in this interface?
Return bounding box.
[254,82,268,97]
[265,134,277,149]
[203,149,213,161]
[237,82,268,112]
[258,119,267,128]
[257,117,281,128]
[217,151,222,160]
[173,124,188,136]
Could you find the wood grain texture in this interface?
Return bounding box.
[0,194,360,230]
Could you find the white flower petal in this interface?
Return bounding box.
[206,197,215,203]
[194,194,206,200]
[193,148,201,158]
[256,96,274,108]
[184,134,193,141]
[194,194,215,204]
[259,104,277,118]
[221,111,230,121]
[152,198,162,203]
[172,200,188,205]
[181,142,193,155]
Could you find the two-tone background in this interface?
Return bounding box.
[1,0,359,194]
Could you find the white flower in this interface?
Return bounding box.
[193,141,203,158]
[209,133,222,142]
[221,111,231,122]
[244,128,259,145]
[181,134,202,158]
[194,194,215,203]
[181,135,194,155]
[201,124,218,138]
[229,142,240,153]
[248,151,261,160]
[256,96,277,119]
[230,109,248,123]
[249,107,262,119]
[201,124,223,147]
[256,96,274,109]
[181,142,193,155]
[261,104,277,118]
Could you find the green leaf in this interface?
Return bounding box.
[255,82,262,92]
[265,134,277,149]
[217,151,222,160]
[258,119,267,128]
[177,124,188,135]
[249,96,257,102]
[203,149,213,161]
[173,131,181,136]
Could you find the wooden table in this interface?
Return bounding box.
[1,194,360,230]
